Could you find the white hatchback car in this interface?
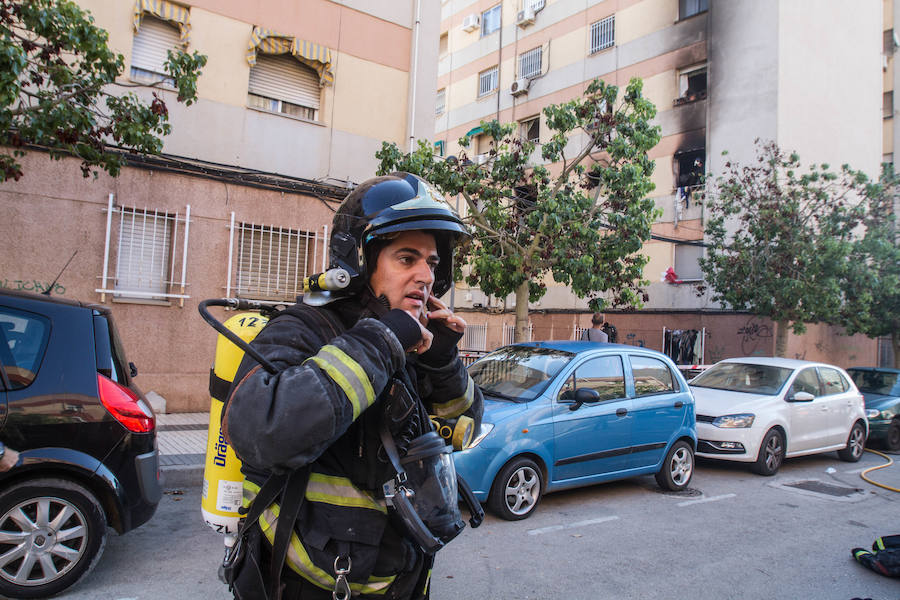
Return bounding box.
[690,357,867,475]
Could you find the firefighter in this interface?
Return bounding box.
[223,172,483,600]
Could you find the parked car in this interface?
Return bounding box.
[453,341,697,520]
[0,289,160,599]
[690,357,867,476]
[846,367,900,452]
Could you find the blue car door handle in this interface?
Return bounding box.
[616,408,628,417]
[674,401,683,408]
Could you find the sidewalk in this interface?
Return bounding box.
[157,412,209,488]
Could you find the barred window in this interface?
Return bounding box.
[526,0,545,11]
[590,16,615,54]
[97,197,192,302]
[478,66,499,97]
[518,47,542,79]
[233,223,320,301]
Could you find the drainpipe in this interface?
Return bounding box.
[408,0,422,152]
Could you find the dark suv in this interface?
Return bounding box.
[0,289,160,599]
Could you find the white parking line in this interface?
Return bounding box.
[527,515,619,535]
[677,493,736,507]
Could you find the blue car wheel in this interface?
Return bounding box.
[489,457,543,521]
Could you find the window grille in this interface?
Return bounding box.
[130,15,179,85]
[526,0,545,11]
[574,326,588,341]
[481,5,501,36]
[436,88,446,115]
[460,324,488,351]
[503,323,532,345]
[518,47,542,79]
[679,0,708,19]
[97,194,191,302]
[228,218,328,302]
[248,54,320,121]
[478,67,499,97]
[590,16,615,54]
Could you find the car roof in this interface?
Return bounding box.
[718,356,838,369]
[517,340,668,357]
[0,287,107,312]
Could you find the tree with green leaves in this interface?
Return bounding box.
[377,78,661,342]
[700,140,868,357]
[842,164,900,367]
[0,0,206,181]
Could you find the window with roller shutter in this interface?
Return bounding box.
[248,54,321,121]
[130,16,179,85]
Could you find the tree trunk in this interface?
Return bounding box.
[515,281,530,343]
[893,330,900,369]
[774,320,789,358]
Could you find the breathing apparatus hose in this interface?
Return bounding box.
[860,448,900,493]
[198,298,282,375]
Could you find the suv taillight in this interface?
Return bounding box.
[97,374,155,433]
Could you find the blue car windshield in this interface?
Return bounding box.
[847,369,900,396]
[468,345,574,402]
[691,362,792,395]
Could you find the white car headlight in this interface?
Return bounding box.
[712,414,755,428]
[466,423,494,448]
[865,408,881,420]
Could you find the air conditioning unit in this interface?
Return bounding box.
[510,77,531,96]
[462,13,480,32]
[516,7,535,27]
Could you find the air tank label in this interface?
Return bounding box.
[217,480,243,512]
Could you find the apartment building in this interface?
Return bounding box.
[0,0,440,411]
[437,0,885,366]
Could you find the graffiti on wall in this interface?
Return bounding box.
[737,317,771,355]
[624,333,645,347]
[0,279,66,295]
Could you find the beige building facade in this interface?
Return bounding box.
[436,0,886,368]
[0,0,441,412]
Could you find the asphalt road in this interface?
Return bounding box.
[51,450,900,600]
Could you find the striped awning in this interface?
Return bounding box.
[133,0,190,46]
[246,27,334,86]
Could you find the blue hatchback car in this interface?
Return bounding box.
[454,341,697,520]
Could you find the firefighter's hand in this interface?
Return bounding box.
[425,296,466,334]
[405,311,434,354]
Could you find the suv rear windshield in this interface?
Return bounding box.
[0,307,51,389]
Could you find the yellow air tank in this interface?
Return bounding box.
[201,311,269,537]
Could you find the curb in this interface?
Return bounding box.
[161,464,204,489]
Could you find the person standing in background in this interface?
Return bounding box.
[580,312,609,343]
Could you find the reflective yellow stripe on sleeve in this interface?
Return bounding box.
[431,375,475,418]
[306,345,375,420]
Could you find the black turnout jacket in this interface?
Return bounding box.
[224,291,482,599]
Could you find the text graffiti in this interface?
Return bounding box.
[738,317,772,355]
[1,279,65,295]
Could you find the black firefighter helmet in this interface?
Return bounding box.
[330,172,468,298]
